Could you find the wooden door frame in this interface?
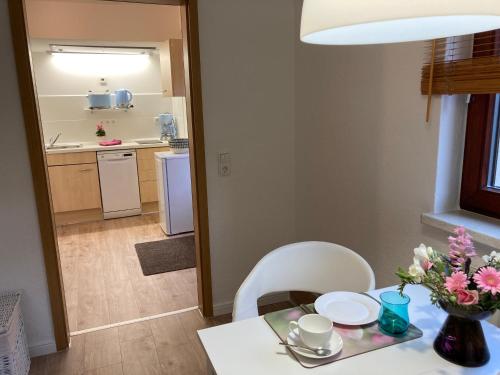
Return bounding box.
[7,0,212,351]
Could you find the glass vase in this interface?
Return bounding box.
[433,302,493,367]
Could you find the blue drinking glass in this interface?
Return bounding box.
[378,291,410,335]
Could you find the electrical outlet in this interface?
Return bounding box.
[218,152,231,177]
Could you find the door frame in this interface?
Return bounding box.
[7,0,212,351]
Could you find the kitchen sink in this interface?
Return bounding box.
[134,139,164,145]
[45,143,83,150]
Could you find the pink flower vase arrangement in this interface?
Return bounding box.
[397,227,499,367]
[96,122,106,137]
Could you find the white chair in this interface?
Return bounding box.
[232,241,375,321]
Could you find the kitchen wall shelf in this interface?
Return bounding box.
[85,107,134,113]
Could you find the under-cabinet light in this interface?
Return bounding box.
[49,44,157,55]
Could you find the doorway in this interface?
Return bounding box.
[8,0,211,350]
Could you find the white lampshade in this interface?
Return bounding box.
[301,0,500,45]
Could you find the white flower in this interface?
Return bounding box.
[408,259,426,283]
[413,244,434,271]
[483,251,499,264]
[414,243,434,258]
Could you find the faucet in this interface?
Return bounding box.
[48,132,62,148]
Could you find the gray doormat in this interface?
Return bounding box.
[135,235,196,276]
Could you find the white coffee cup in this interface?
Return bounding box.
[289,314,333,349]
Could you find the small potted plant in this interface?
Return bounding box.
[397,227,499,367]
[96,121,106,137]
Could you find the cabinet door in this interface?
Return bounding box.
[48,164,102,213]
[159,39,186,97]
[46,151,97,166]
[137,147,170,203]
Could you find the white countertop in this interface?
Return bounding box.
[45,141,170,154]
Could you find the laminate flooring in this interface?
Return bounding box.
[57,214,198,332]
[29,303,292,375]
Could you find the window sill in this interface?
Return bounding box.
[421,210,500,250]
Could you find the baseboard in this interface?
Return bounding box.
[141,201,159,214]
[55,208,103,226]
[29,341,57,358]
[213,292,290,317]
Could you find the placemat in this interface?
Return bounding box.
[264,301,423,369]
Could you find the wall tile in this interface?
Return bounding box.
[39,94,186,143]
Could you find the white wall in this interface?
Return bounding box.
[32,49,164,95]
[294,14,495,288]
[31,50,188,142]
[0,2,56,356]
[197,0,296,311]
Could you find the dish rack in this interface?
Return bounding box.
[168,138,189,154]
[0,292,30,375]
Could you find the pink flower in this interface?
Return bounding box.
[445,271,469,293]
[473,267,500,296]
[448,227,476,267]
[456,289,479,305]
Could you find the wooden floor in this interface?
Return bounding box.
[29,303,291,375]
[57,214,198,332]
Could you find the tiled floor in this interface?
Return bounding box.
[57,214,198,332]
[29,303,292,375]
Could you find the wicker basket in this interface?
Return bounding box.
[0,292,30,375]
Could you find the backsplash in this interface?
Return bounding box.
[31,47,188,143]
[38,94,188,143]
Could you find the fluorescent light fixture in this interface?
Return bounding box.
[300,0,500,45]
[49,44,156,55]
[51,53,150,76]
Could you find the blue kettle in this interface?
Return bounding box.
[115,89,133,108]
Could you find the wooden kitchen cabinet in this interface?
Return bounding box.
[137,147,169,205]
[48,163,102,213]
[159,39,186,97]
[46,151,96,166]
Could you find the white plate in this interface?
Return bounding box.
[314,292,380,326]
[287,328,343,359]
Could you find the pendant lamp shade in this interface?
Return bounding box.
[301,0,500,45]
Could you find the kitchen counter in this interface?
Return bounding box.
[45,141,170,154]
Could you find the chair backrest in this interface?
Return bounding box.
[232,241,375,321]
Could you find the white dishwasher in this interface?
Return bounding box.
[97,150,142,219]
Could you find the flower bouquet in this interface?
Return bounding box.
[396,227,499,367]
[96,122,106,137]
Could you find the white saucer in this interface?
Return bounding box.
[314,292,380,326]
[286,328,343,359]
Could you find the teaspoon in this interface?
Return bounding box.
[279,342,332,356]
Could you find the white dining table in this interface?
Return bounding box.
[198,285,500,374]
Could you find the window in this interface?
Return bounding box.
[460,93,500,219]
[494,108,500,189]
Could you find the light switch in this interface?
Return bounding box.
[218,152,231,177]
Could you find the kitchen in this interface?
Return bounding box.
[26,0,198,332]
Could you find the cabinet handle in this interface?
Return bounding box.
[79,168,92,172]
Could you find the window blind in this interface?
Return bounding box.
[421,31,500,95]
